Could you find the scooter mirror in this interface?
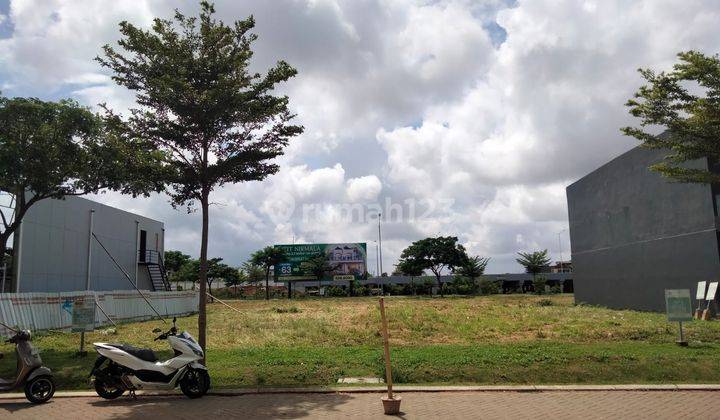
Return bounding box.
[152,328,162,333]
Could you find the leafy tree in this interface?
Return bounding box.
[224,267,246,296]
[623,51,720,183]
[241,261,264,287]
[304,253,335,290]
[516,250,551,283]
[173,256,238,299]
[98,2,303,351]
[0,96,163,267]
[164,250,192,278]
[250,246,287,300]
[398,236,468,297]
[456,256,490,282]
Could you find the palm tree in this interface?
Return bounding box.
[457,256,490,281]
[251,246,288,300]
[516,250,551,291]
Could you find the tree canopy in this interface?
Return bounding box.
[250,246,287,300]
[623,50,720,183]
[98,1,302,351]
[516,250,551,279]
[457,256,490,281]
[0,95,164,258]
[398,236,468,296]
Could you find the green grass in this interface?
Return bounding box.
[2,294,720,389]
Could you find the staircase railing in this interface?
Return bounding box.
[138,250,171,291]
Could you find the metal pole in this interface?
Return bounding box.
[134,221,140,286]
[81,209,95,355]
[557,231,563,273]
[378,213,383,276]
[375,241,379,277]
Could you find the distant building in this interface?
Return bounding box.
[550,261,572,273]
[10,196,169,293]
[567,146,720,311]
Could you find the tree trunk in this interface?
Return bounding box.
[265,267,270,300]
[437,274,443,297]
[198,195,209,359]
[0,232,10,293]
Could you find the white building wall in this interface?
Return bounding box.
[15,196,164,292]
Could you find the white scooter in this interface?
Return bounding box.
[89,317,210,399]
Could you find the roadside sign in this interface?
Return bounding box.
[665,289,692,322]
[696,281,707,300]
[706,282,718,301]
[333,275,355,281]
[71,297,96,332]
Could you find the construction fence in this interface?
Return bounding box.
[0,290,198,336]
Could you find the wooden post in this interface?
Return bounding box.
[379,297,401,414]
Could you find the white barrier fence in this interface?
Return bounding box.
[0,290,198,336]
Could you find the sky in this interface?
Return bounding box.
[1,0,718,274]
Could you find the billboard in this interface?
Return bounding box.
[274,243,367,281]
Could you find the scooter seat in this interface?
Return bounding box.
[107,344,158,362]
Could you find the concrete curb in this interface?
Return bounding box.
[2,384,720,399]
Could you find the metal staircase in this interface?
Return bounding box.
[139,250,171,291]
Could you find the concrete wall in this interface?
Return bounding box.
[14,196,164,292]
[567,146,720,311]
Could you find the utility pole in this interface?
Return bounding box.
[375,240,380,277]
[378,213,383,276]
[557,228,567,273]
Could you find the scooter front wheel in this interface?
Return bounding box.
[94,377,125,400]
[24,375,55,404]
[180,368,210,399]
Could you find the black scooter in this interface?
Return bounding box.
[0,322,55,403]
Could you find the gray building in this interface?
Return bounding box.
[11,196,169,293]
[567,146,720,311]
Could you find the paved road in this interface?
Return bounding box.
[1,391,718,419]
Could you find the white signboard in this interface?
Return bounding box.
[71,297,96,333]
[696,281,707,300]
[706,282,718,301]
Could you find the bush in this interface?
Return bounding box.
[537,298,553,307]
[451,276,479,295]
[533,276,548,295]
[326,286,347,297]
[479,279,501,295]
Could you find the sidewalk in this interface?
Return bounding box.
[1,387,719,419]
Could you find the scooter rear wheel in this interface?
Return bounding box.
[94,378,125,400]
[24,375,55,404]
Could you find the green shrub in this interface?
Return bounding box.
[479,279,501,295]
[533,276,548,295]
[326,286,348,297]
[537,298,553,307]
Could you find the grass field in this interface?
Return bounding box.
[2,294,720,389]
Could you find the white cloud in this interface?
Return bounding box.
[4,0,720,273]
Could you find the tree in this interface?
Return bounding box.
[0,96,163,268]
[206,258,239,299]
[456,256,490,282]
[241,261,264,288]
[224,267,246,296]
[396,257,424,296]
[398,236,468,297]
[173,256,239,299]
[516,250,551,283]
[164,250,192,281]
[623,50,720,184]
[98,2,303,352]
[304,253,335,292]
[250,246,287,300]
